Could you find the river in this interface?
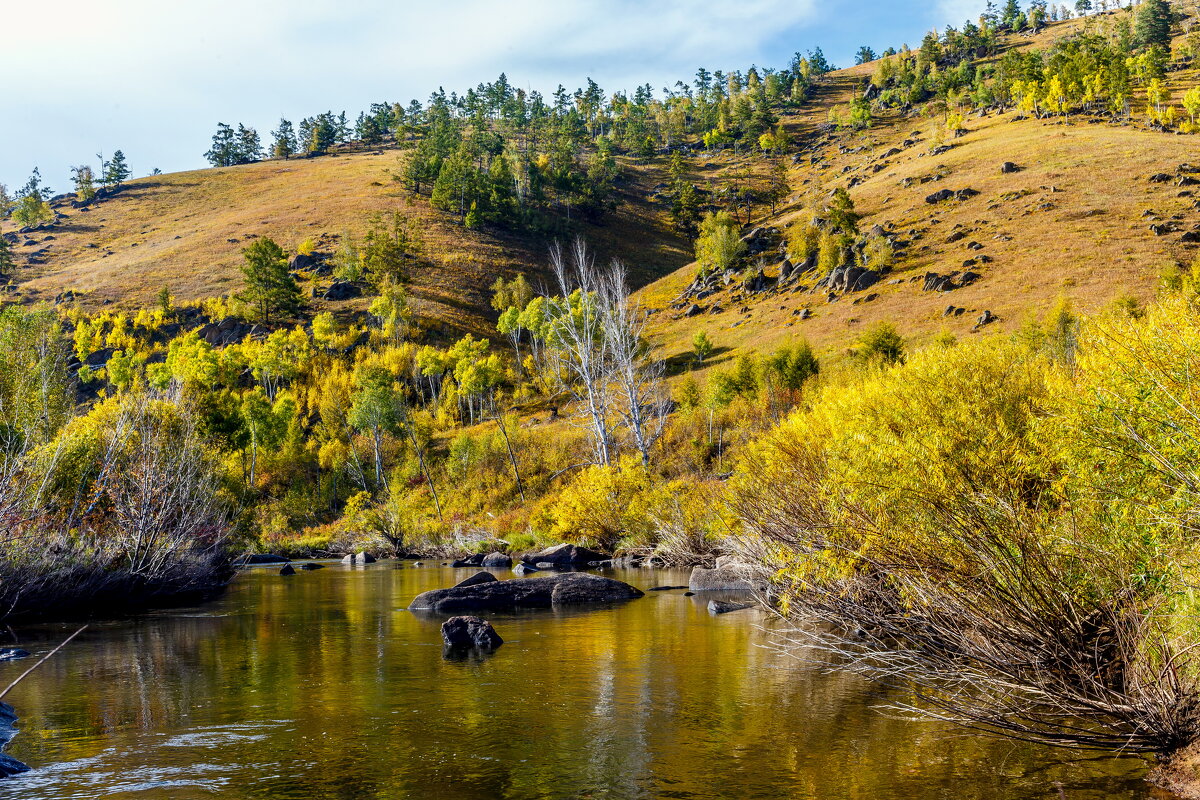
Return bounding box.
[0,563,1156,799]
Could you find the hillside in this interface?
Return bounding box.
[1,149,691,338]
[3,8,1197,359]
[642,11,1200,370]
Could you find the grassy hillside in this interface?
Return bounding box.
[2,149,691,338]
[642,12,1200,372]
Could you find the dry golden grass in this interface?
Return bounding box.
[3,146,690,337]
[641,15,1200,377]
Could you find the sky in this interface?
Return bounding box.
[1,0,984,193]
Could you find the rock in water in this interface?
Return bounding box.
[409,572,643,612]
[0,650,29,663]
[357,551,376,564]
[480,552,513,568]
[279,565,296,576]
[454,571,498,589]
[520,543,608,569]
[0,704,28,776]
[708,600,753,614]
[441,616,503,650]
[689,565,760,592]
[513,563,538,576]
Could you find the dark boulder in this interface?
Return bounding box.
[410,572,643,612]
[323,281,361,301]
[454,571,498,589]
[279,565,296,576]
[708,600,754,614]
[1181,231,1200,243]
[441,616,503,650]
[522,543,608,569]
[299,563,325,571]
[480,552,513,568]
[974,309,996,330]
[357,552,376,564]
[1000,161,1021,174]
[0,704,28,777]
[648,585,690,592]
[925,188,955,204]
[1149,173,1174,183]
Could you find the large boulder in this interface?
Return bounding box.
[688,564,762,592]
[410,572,643,612]
[480,552,513,568]
[521,543,608,569]
[454,571,498,589]
[513,563,538,576]
[441,616,503,650]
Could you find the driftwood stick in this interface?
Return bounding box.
[0,625,87,701]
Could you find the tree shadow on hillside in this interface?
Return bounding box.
[663,345,734,377]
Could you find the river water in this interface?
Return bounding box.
[0,563,1157,799]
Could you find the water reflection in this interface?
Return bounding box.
[0,565,1157,799]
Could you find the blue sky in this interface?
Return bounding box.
[2,0,983,193]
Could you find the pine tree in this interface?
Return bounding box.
[1001,0,1022,29]
[103,150,130,188]
[0,234,13,278]
[236,125,261,163]
[1135,0,1173,51]
[237,238,303,323]
[206,123,238,167]
[272,119,297,159]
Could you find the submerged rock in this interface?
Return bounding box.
[410,572,643,612]
[0,650,29,663]
[708,600,754,614]
[279,565,296,576]
[441,616,503,650]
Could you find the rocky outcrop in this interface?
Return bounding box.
[922,270,981,292]
[521,543,608,569]
[925,187,979,204]
[410,572,643,612]
[816,266,880,294]
[441,616,503,650]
